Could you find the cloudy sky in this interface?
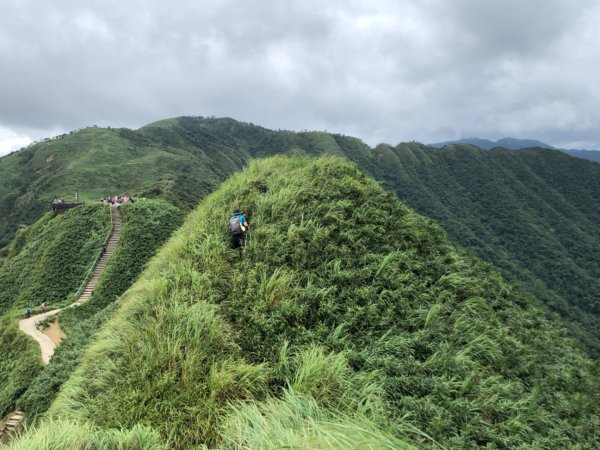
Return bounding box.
[1,0,599,156]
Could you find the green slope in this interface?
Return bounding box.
[373,144,600,356]
[0,204,110,315]
[0,117,376,247]
[1,117,599,356]
[13,157,597,449]
[0,204,109,418]
[0,201,183,421]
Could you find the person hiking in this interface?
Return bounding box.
[25,307,31,319]
[228,208,249,249]
[41,302,46,314]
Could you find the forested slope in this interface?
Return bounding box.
[371,144,600,355]
[11,157,598,450]
[1,116,599,355]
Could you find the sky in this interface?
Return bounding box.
[1,0,600,156]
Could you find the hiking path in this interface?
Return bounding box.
[18,206,121,364]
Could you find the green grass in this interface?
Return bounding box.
[15,200,184,421]
[2,116,599,358]
[4,419,162,450]
[11,156,595,449]
[217,389,421,450]
[0,204,110,315]
[0,311,43,418]
[0,204,109,418]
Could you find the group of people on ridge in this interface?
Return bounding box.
[101,195,133,206]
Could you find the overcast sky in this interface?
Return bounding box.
[1,0,599,156]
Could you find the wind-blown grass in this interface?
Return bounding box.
[10,156,599,449]
[5,419,161,450]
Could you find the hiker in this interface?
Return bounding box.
[25,307,31,319]
[228,208,249,249]
[101,243,107,255]
[41,302,46,314]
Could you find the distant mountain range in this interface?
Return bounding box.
[429,137,600,163]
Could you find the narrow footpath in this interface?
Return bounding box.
[1,206,121,442]
[18,205,121,363]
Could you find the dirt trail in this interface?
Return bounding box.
[18,206,121,365]
[44,320,66,345]
[18,310,61,364]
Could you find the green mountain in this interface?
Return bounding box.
[429,137,556,150]
[563,148,600,163]
[9,157,598,449]
[1,117,599,357]
[429,137,600,163]
[372,144,600,356]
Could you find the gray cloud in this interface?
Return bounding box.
[1,0,600,155]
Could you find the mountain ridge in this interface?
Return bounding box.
[15,156,598,449]
[1,116,599,356]
[429,136,600,163]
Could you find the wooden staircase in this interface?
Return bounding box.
[73,206,121,306]
[5,206,123,445]
[0,410,24,444]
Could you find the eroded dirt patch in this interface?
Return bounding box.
[43,320,66,345]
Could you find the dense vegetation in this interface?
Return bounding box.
[429,137,600,163]
[1,116,599,356]
[371,144,600,356]
[18,200,183,419]
[12,157,597,449]
[0,204,110,316]
[0,312,42,418]
[0,205,109,417]
[0,200,183,422]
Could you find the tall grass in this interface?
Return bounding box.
[0,312,43,417]
[218,390,419,450]
[11,156,599,449]
[4,419,162,450]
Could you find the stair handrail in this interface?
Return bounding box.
[72,205,114,301]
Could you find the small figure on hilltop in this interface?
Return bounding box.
[228,208,249,249]
[41,302,46,314]
[25,307,31,319]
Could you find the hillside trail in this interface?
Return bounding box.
[18,206,122,365]
[1,206,121,443]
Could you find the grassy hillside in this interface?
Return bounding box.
[1,117,599,356]
[0,204,110,315]
[0,201,182,422]
[0,312,41,419]
[12,157,597,449]
[15,200,184,421]
[0,118,374,247]
[372,144,600,356]
[0,126,218,247]
[0,205,109,417]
